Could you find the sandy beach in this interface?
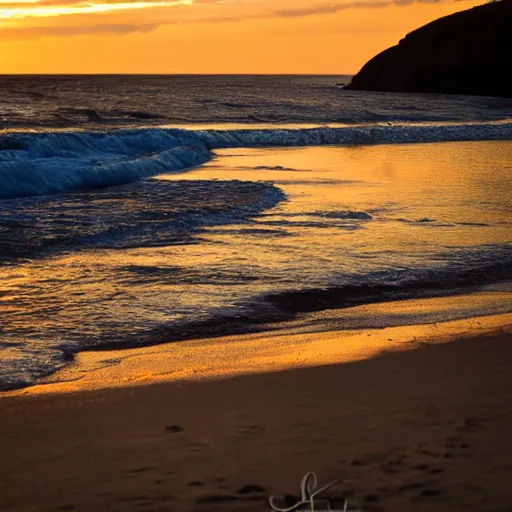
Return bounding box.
[2,310,511,512]
[2,3,512,509]
[1,6,512,510]
[2,129,512,512]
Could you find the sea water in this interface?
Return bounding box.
[0,75,511,390]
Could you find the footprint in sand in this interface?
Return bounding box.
[164,425,184,434]
[237,424,265,434]
[412,488,446,501]
[237,484,266,495]
[397,482,425,492]
[128,467,155,473]
[457,417,483,432]
[348,452,387,467]
[188,442,210,453]
[186,481,205,487]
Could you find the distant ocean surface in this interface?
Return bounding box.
[3,74,512,129]
[1,75,511,391]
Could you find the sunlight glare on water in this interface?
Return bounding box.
[0,140,511,390]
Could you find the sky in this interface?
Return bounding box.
[0,0,486,73]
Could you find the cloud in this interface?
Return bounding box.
[182,0,472,24]
[0,0,188,18]
[0,0,478,41]
[0,21,159,37]
[3,0,188,6]
[0,0,473,16]
[274,3,358,17]
[166,0,461,24]
[272,0,452,18]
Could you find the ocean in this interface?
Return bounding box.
[0,74,511,391]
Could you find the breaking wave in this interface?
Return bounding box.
[0,129,209,200]
[2,121,512,200]
[0,179,286,259]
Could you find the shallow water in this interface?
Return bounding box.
[1,141,511,390]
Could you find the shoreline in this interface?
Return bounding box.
[1,315,511,512]
[3,140,512,394]
[55,281,512,354]
[1,79,512,512]
[4,298,511,395]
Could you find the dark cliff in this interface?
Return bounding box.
[345,0,512,98]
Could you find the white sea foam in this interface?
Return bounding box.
[1,121,512,200]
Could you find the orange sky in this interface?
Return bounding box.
[0,0,485,74]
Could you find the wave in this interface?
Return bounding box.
[1,121,512,200]
[0,129,209,199]
[0,179,285,259]
[82,243,512,352]
[199,121,512,148]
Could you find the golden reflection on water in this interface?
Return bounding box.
[161,141,512,272]
[1,141,511,389]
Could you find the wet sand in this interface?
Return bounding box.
[1,313,511,512]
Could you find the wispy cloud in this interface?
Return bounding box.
[170,0,466,24]
[0,21,158,37]
[273,0,452,18]
[0,0,188,19]
[4,0,188,6]
[0,0,477,38]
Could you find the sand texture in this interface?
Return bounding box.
[1,323,512,512]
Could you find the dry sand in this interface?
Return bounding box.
[1,314,512,512]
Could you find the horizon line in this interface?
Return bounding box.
[0,72,355,76]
